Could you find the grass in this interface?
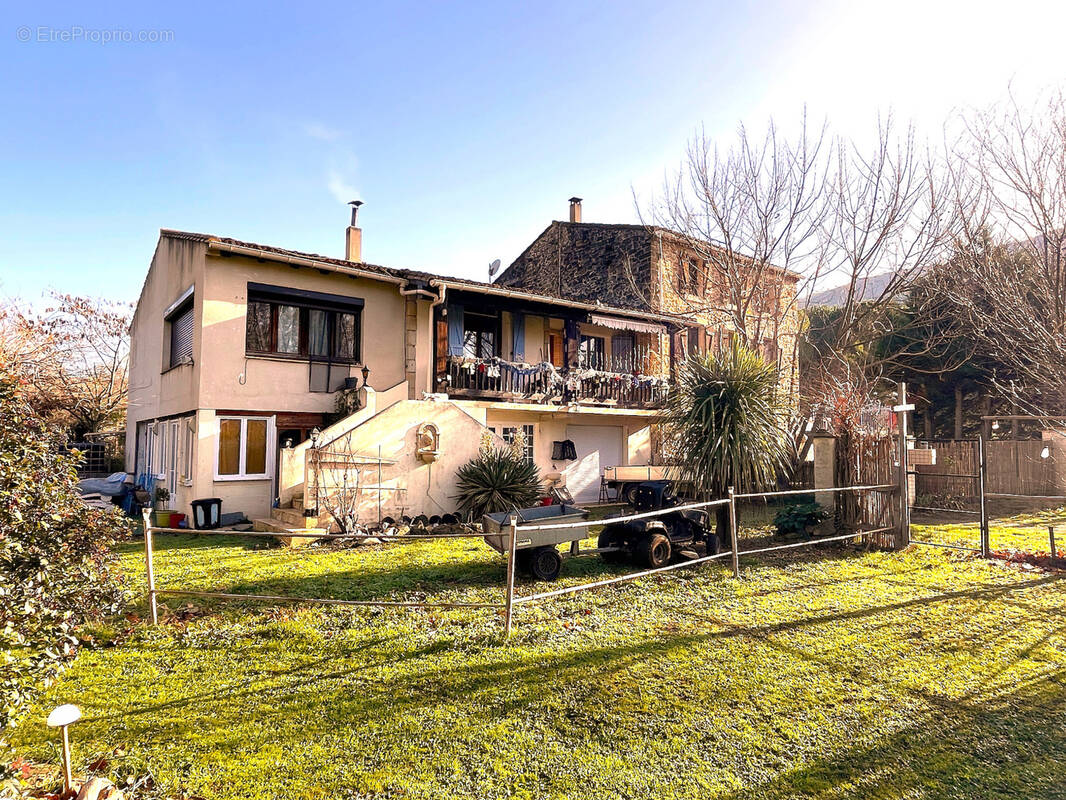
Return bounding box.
[7,514,1066,799]
[910,504,1066,553]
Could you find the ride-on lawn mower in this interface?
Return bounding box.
[597,481,722,568]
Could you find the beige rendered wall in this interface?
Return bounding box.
[126,236,206,468]
[198,253,408,412]
[482,408,655,487]
[314,399,500,520]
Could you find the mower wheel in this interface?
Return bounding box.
[640,532,672,568]
[515,549,533,575]
[598,526,627,563]
[529,546,563,581]
[705,531,722,555]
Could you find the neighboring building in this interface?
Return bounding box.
[496,198,802,397]
[127,199,798,536]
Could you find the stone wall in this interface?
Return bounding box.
[497,222,655,310]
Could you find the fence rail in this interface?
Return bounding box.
[140,483,903,637]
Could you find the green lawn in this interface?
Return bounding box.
[911,504,1066,553]
[8,520,1066,799]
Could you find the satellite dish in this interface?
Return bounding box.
[488,258,501,278]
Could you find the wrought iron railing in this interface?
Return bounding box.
[442,356,669,408]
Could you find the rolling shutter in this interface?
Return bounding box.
[170,304,194,366]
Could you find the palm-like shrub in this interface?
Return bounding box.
[454,446,542,521]
[660,342,790,536]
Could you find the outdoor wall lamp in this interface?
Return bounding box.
[992,420,1000,431]
[1041,446,1051,459]
[309,427,321,448]
[46,703,82,794]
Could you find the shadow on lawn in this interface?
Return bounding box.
[149,538,877,609]
[72,565,1066,798]
[712,667,1066,799]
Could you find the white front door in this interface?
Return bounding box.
[565,425,623,504]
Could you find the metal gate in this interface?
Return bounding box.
[907,437,988,555]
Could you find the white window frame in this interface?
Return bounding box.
[214,415,276,481]
[151,421,165,479]
[491,423,535,466]
[180,417,195,485]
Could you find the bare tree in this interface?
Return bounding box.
[2,294,131,438]
[647,111,831,349]
[814,117,957,374]
[641,112,958,446]
[935,90,1066,413]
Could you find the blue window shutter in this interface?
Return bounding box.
[447,304,465,356]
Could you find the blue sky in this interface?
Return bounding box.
[2,0,1066,303]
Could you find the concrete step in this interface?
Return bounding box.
[252,518,329,548]
[292,495,305,513]
[271,507,321,528]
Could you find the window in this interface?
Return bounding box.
[611,334,635,373]
[492,424,535,465]
[245,284,363,362]
[463,312,498,359]
[215,416,274,480]
[164,287,194,369]
[180,418,195,483]
[578,335,605,370]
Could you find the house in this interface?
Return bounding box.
[495,197,801,398]
[126,199,796,537]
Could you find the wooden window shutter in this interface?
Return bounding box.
[435,316,448,375]
[548,332,564,367]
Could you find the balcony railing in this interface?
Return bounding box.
[441,356,669,409]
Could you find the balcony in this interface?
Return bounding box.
[442,355,669,409]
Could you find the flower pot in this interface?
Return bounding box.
[153,510,174,528]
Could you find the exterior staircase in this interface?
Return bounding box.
[252,491,330,547]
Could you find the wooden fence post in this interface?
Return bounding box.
[503,515,518,638]
[141,509,158,625]
[728,487,739,578]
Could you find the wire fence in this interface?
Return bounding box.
[141,482,901,636]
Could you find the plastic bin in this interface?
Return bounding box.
[190,498,222,530]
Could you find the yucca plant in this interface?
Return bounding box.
[454,445,542,521]
[659,341,790,537]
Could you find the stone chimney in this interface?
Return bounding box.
[345,200,363,262]
[568,196,582,223]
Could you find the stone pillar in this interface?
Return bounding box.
[811,432,837,509]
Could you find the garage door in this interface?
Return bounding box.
[565,425,623,504]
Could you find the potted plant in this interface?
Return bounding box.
[152,486,173,528]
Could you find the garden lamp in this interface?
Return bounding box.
[46,703,82,794]
[361,364,371,385]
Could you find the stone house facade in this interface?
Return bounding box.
[495,200,802,401]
